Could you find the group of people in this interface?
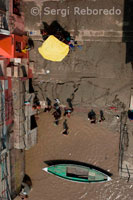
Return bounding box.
[88,109,105,124]
[44,98,73,135]
[40,21,70,43]
[40,21,82,50]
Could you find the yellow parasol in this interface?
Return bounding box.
[38,35,69,62]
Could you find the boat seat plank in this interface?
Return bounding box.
[67,167,88,175]
[67,167,88,179]
[88,171,96,177]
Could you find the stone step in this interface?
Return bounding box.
[28,30,133,42]
[73,30,133,42]
[32,73,97,83]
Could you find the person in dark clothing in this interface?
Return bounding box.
[62,119,68,135]
[88,109,96,123]
[33,94,40,107]
[56,107,61,116]
[99,110,105,122]
[128,110,133,120]
[44,97,52,112]
[52,111,60,125]
[53,99,61,116]
[32,93,41,110]
[40,29,49,40]
[53,102,59,110]
[40,22,49,40]
[66,98,73,110]
[46,97,51,106]
[44,106,51,112]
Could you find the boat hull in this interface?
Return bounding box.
[43,164,111,183]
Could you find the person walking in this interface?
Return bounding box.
[99,110,105,122]
[53,99,60,111]
[44,97,52,112]
[88,109,96,123]
[62,119,69,135]
[53,98,61,117]
[33,93,40,109]
[55,98,60,104]
[66,98,74,111]
[52,110,60,125]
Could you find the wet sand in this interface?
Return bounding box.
[25,111,133,200]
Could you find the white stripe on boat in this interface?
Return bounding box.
[107,176,112,181]
[42,167,48,172]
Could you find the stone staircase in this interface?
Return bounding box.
[28,28,133,43]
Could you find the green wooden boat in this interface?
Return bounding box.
[42,164,111,183]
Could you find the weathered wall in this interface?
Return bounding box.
[10,148,25,198]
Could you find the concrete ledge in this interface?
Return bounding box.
[27,29,133,42]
